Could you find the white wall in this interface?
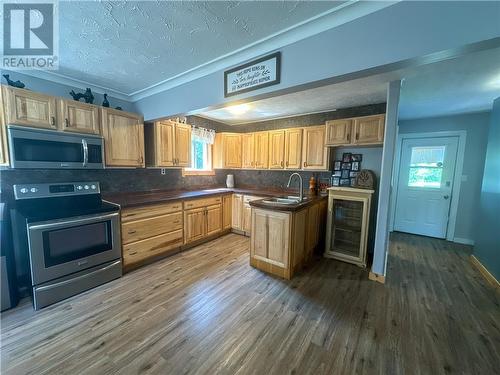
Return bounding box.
[398,112,491,243]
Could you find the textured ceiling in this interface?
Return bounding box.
[57,1,342,95]
[198,47,500,124]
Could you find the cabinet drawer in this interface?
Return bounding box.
[122,212,183,244]
[121,202,182,223]
[183,196,221,210]
[123,229,183,266]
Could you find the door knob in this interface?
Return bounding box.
[443,195,450,200]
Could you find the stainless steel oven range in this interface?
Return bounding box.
[10,182,122,310]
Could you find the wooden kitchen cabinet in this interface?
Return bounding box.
[268,130,285,169]
[121,202,184,267]
[302,125,329,170]
[242,195,265,234]
[3,86,57,130]
[183,196,222,244]
[325,119,352,146]
[145,120,191,168]
[232,194,243,230]
[284,128,302,169]
[222,194,232,230]
[58,99,100,134]
[214,133,241,169]
[101,108,144,167]
[325,114,385,146]
[353,115,385,144]
[0,88,9,166]
[254,131,269,169]
[241,133,255,168]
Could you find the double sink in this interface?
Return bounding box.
[262,195,309,205]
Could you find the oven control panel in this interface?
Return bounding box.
[14,182,100,199]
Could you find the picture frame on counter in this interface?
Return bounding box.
[341,162,351,170]
[339,178,350,186]
[334,161,341,171]
[341,170,350,179]
[351,154,362,162]
[332,171,341,177]
[342,153,352,163]
[331,176,340,186]
[352,161,360,171]
[350,171,359,178]
[350,178,357,187]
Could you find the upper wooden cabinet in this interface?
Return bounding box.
[284,128,302,169]
[269,130,285,169]
[325,114,385,146]
[325,119,352,146]
[145,120,191,168]
[58,99,100,134]
[3,86,57,130]
[241,133,255,168]
[354,115,385,144]
[302,125,329,170]
[101,108,144,167]
[254,131,269,169]
[214,133,241,169]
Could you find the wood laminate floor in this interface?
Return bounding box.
[1,232,499,375]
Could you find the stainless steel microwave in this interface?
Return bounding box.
[7,125,104,169]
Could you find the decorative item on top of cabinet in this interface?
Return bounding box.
[144,120,191,168]
[100,107,144,167]
[2,86,57,129]
[102,94,110,108]
[58,99,100,134]
[3,74,25,89]
[325,114,385,147]
[69,88,94,104]
[302,125,329,170]
[324,187,374,268]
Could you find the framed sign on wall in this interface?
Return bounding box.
[224,52,281,97]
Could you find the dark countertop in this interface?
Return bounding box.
[102,186,301,208]
[249,194,327,212]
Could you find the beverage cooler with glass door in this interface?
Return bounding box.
[324,187,374,267]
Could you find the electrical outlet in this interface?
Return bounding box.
[161,168,166,175]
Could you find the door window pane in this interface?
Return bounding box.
[408,146,445,188]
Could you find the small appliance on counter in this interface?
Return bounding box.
[226,174,235,188]
[10,182,122,310]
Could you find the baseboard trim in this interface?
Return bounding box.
[454,237,475,246]
[470,255,500,289]
[369,271,385,284]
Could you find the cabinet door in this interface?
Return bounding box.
[232,194,243,230]
[184,207,206,243]
[101,108,145,167]
[305,203,320,260]
[302,125,329,170]
[241,133,255,168]
[254,131,269,169]
[242,203,252,233]
[284,128,302,169]
[325,119,352,146]
[155,121,175,166]
[59,99,100,134]
[0,88,9,166]
[206,204,222,236]
[353,115,385,144]
[251,209,290,268]
[223,134,242,168]
[4,86,57,129]
[222,195,232,230]
[175,123,192,167]
[269,130,285,169]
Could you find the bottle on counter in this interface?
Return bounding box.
[309,176,317,195]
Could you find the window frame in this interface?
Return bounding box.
[182,141,215,176]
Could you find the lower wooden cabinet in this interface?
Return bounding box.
[121,203,184,267]
[231,194,264,235]
[250,200,326,279]
[184,197,223,244]
[232,194,243,230]
[222,195,232,230]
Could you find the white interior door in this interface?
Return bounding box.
[394,136,458,238]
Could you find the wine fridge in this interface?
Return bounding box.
[324,187,374,267]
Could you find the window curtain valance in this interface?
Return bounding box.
[192,126,216,145]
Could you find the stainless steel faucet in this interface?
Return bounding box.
[287,172,303,202]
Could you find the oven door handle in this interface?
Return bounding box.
[35,260,121,292]
[82,138,88,167]
[28,212,119,231]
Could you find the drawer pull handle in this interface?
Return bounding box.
[129,251,138,255]
[128,230,137,234]
[173,220,180,224]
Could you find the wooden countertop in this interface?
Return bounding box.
[102,186,300,208]
[249,194,327,212]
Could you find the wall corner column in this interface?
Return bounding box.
[371,80,401,280]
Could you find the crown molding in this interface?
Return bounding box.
[22,1,398,103]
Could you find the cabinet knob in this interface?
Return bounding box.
[64,118,69,127]
[281,161,284,167]
[129,251,138,256]
[347,133,350,141]
[303,162,307,167]
[128,230,136,234]
[51,116,56,126]
[285,161,289,167]
[356,132,359,140]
